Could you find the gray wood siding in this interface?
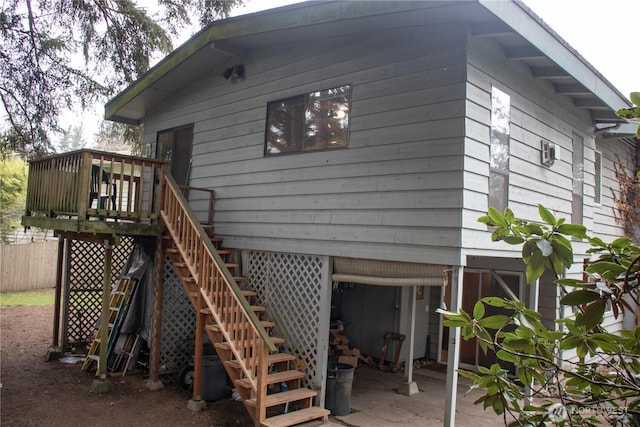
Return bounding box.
[144,25,470,265]
[462,36,627,333]
[461,35,624,259]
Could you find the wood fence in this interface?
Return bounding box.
[0,242,58,293]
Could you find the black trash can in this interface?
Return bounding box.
[325,362,354,416]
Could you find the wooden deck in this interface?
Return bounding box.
[22,150,169,237]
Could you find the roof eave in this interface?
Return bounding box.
[479,0,630,112]
[104,0,454,123]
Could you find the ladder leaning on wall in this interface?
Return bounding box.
[81,278,138,372]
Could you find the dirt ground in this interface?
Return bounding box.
[1,305,253,427]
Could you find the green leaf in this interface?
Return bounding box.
[586,261,627,278]
[504,207,515,223]
[504,338,532,351]
[611,236,631,249]
[503,235,525,245]
[560,335,582,350]
[443,318,468,328]
[496,349,518,363]
[478,215,492,225]
[538,205,556,226]
[587,236,607,248]
[555,278,589,287]
[557,223,587,239]
[522,223,544,236]
[560,290,601,306]
[487,207,508,227]
[575,300,607,330]
[473,301,485,319]
[525,249,545,284]
[478,315,510,329]
[482,297,513,309]
[630,91,640,106]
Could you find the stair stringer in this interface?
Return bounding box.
[159,173,329,427]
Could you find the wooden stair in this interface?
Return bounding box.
[159,175,329,427]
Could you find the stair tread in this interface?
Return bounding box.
[235,370,305,389]
[214,334,284,353]
[206,321,275,333]
[225,352,295,370]
[246,388,318,408]
[201,306,267,316]
[261,407,330,427]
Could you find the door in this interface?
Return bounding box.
[459,270,522,373]
[157,125,194,186]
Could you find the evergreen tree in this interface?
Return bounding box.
[0,0,243,159]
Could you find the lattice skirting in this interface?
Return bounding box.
[159,254,196,376]
[65,237,133,346]
[245,250,332,394]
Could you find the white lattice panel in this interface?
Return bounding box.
[160,254,196,376]
[246,251,331,392]
[66,237,133,345]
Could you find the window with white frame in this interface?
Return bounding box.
[594,151,602,205]
[489,86,511,212]
[572,132,584,224]
[265,85,351,156]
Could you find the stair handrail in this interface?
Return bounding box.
[160,174,276,389]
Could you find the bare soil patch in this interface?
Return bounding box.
[1,305,252,426]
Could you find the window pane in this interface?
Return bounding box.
[594,151,602,204]
[489,86,510,212]
[489,171,508,212]
[265,97,305,155]
[490,87,511,171]
[265,85,350,156]
[572,132,584,225]
[303,86,350,151]
[157,131,173,161]
[572,132,584,196]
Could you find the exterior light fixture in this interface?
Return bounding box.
[223,64,245,80]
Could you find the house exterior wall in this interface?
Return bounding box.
[143,24,470,267]
[462,35,628,332]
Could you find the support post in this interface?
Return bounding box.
[525,277,540,406]
[47,235,65,360]
[444,266,463,427]
[188,289,206,412]
[60,239,72,351]
[398,285,419,395]
[146,237,165,391]
[255,341,268,427]
[91,239,113,394]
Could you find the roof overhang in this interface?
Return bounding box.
[105,0,631,128]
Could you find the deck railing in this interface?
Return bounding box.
[160,173,275,416]
[25,150,168,222]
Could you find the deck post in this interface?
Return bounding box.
[525,277,540,405]
[77,151,92,219]
[90,239,114,394]
[398,285,419,395]
[444,266,463,427]
[146,236,165,391]
[47,235,65,360]
[61,239,72,350]
[256,341,268,427]
[187,290,206,412]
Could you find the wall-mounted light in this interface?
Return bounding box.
[223,64,245,80]
[541,139,556,166]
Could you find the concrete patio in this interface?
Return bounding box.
[324,365,507,426]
